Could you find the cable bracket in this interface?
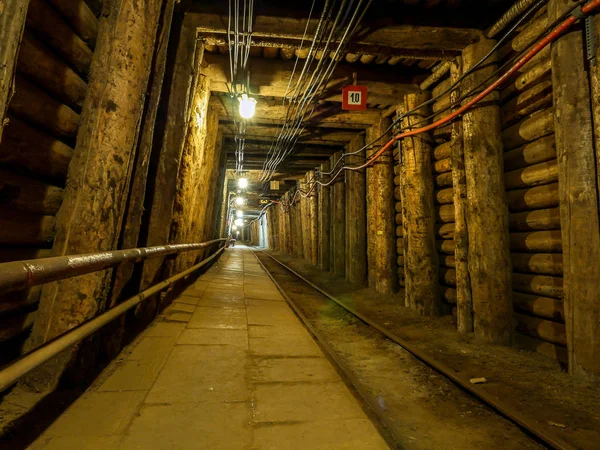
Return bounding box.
[572,5,586,20]
[585,13,597,66]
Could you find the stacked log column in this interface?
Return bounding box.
[0,0,98,350]
[345,135,367,284]
[462,38,513,345]
[392,155,405,288]
[397,93,441,315]
[498,5,567,361]
[317,161,331,271]
[366,118,397,293]
[331,151,346,277]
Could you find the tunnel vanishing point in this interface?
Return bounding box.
[0,0,600,448]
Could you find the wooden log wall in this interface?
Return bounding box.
[0,0,98,358]
[408,62,463,320]
[498,5,567,363]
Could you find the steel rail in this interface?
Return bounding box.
[0,239,226,294]
[0,244,226,393]
[255,249,577,450]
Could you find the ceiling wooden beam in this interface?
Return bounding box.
[219,123,358,145]
[189,13,481,53]
[210,96,381,129]
[202,54,419,106]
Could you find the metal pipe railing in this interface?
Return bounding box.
[0,239,226,294]
[0,242,226,392]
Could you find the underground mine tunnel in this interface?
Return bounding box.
[0,0,599,448]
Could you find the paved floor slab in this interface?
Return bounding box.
[28,246,387,450]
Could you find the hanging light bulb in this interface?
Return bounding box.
[235,196,245,206]
[235,218,243,226]
[238,178,248,189]
[238,94,256,119]
[232,225,237,231]
[236,210,244,218]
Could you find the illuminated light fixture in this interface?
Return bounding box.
[238,94,256,119]
[238,178,248,189]
[236,210,244,218]
[232,225,238,231]
[235,197,244,206]
[235,218,243,226]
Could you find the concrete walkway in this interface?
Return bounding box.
[29,246,388,449]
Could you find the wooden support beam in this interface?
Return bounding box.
[203,54,418,106]
[551,0,600,380]
[110,0,176,308]
[462,38,513,345]
[142,16,202,288]
[308,170,318,265]
[211,96,380,129]
[220,122,357,145]
[366,117,397,294]
[25,0,163,390]
[450,59,473,332]
[318,161,331,272]
[0,0,30,144]
[331,151,346,277]
[191,13,480,53]
[398,93,440,314]
[300,174,311,262]
[345,134,367,285]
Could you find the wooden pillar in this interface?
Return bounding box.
[0,0,30,143]
[213,148,228,239]
[300,174,311,261]
[552,0,600,380]
[366,116,397,293]
[450,58,474,332]
[331,151,346,277]
[141,14,201,288]
[398,93,440,315]
[283,199,292,255]
[293,190,303,259]
[462,38,513,345]
[110,0,176,306]
[345,134,367,284]
[308,170,319,265]
[318,161,331,271]
[25,0,163,390]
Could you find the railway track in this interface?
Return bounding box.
[253,249,572,450]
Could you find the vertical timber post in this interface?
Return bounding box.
[331,151,346,277]
[300,173,311,261]
[309,170,319,265]
[462,38,513,345]
[450,58,474,332]
[25,0,163,390]
[345,134,367,284]
[398,93,440,315]
[141,14,201,288]
[0,0,30,143]
[366,116,397,293]
[318,161,331,271]
[551,0,600,380]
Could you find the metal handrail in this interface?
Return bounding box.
[0,239,227,294]
[0,241,227,392]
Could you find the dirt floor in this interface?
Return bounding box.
[259,250,600,450]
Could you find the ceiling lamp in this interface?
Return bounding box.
[236,210,244,218]
[238,94,256,119]
[235,218,243,226]
[232,225,237,231]
[238,178,248,189]
[235,196,245,206]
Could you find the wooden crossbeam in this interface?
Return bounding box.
[189,13,480,53]
[210,96,381,129]
[219,123,358,145]
[203,54,419,106]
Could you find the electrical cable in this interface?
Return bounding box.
[281,0,600,208]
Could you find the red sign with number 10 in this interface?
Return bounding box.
[342,85,367,110]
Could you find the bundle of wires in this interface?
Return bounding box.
[227,0,254,173]
[278,0,598,210]
[258,0,374,185]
